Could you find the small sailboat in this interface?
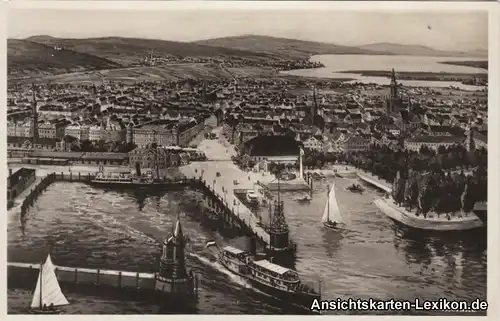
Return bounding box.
[321,184,344,230]
[30,254,69,314]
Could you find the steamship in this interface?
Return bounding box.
[89,163,181,188]
[206,242,321,312]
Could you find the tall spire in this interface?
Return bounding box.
[390,68,398,99]
[173,214,183,239]
[31,83,39,141]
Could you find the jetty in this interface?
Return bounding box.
[9,217,200,306]
[356,170,392,193]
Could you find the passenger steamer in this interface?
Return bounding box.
[89,163,182,188]
[206,242,321,312]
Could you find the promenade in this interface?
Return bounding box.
[180,133,273,243]
[374,198,484,231]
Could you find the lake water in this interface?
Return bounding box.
[282,55,487,91]
[7,177,486,314]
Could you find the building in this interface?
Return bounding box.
[404,135,465,152]
[155,216,196,303]
[341,135,371,152]
[7,168,36,202]
[7,122,31,137]
[65,125,90,141]
[38,121,68,139]
[132,122,178,147]
[303,136,323,152]
[128,146,178,177]
[243,135,301,165]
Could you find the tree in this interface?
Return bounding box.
[461,181,475,213]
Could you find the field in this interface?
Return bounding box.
[8,64,276,85]
[7,39,121,76]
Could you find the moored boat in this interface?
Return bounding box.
[346,183,364,194]
[206,242,321,312]
[246,190,260,205]
[295,193,312,203]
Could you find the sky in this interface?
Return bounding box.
[8,9,488,52]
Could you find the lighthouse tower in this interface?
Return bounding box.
[155,216,197,303]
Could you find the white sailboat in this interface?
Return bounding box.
[321,184,344,230]
[30,254,69,314]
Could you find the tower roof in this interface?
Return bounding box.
[166,214,186,245]
[173,214,183,238]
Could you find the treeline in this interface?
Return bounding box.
[338,143,487,183]
[391,166,486,217]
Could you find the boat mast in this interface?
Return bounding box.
[327,185,330,222]
[39,262,43,310]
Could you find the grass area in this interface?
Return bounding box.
[7,39,121,77]
[8,64,276,85]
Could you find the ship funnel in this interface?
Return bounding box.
[135,162,142,176]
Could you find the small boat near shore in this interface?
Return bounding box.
[346,183,364,194]
[295,193,312,203]
[206,242,321,312]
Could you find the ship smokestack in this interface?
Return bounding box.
[135,162,141,176]
[250,237,257,256]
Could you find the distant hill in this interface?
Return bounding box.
[357,43,487,58]
[194,35,380,59]
[8,39,122,76]
[25,36,277,65]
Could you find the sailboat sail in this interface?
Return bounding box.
[321,184,343,223]
[31,254,69,309]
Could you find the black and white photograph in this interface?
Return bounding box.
[4,1,495,316]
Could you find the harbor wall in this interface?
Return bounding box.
[7,263,156,291]
[373,198,484,231]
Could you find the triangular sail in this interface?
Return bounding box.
[31,254,69,309]
[321,184,344,224]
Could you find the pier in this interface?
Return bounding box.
[9,216,200,306]
[356,170,392,193]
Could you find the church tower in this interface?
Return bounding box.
[31,84,39,141]
[390,68,398,99]
[465,119,475,152]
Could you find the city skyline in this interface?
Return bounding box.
[8,9,488,52]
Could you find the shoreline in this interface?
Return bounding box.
[373,197,484,231]
[337,69,487,83]
[439,60,488,70]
